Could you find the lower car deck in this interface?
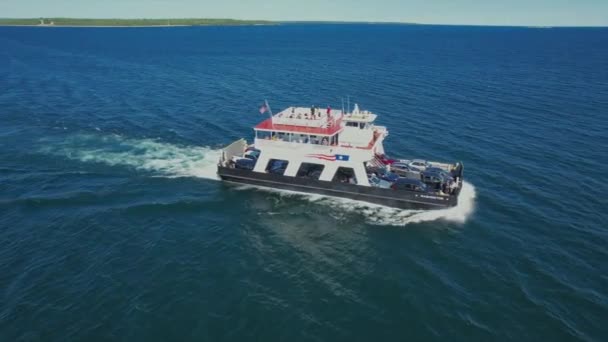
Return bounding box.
[217,166,460,210]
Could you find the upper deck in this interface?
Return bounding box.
[253,104,388,152]
[255,106,343,136]
[343,104,377,124]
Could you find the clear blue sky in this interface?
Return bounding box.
[1,0,607,26]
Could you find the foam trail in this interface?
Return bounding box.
[42,134,222,180]
[362,181,476,226]
[46,133,476,225]
[236,181,477,226]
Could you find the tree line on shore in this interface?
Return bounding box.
[0,18,275,26]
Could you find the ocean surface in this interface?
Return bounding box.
[1,24,607,341]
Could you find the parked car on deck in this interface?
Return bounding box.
[391,178,428,192]
[422,168,453,183]
[244,149,260,160]
[268,160,288,175]
[391,162,422,179]
[375,168,399,182]
[234,157,255,170]
[391,162,416,173]
[369,175,392,189]
[408,159,431,171]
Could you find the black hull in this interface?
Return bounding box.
[217,167,458,210]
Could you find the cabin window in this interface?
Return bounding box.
[266,159,289,176]
[292,134,309,143]
[257,131,272,140]
[346,122,358,127]
[276,132,290,142]
[319,136,330,145]
[258,131,290,141]
[333,167,357,184]
[296,163,325,180]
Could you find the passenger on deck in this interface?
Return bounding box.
[450,181,458,194]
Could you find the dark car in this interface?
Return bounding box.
[244,150,261,161]
[235,157,255,170]
[391,178,428,192]
[425,167,453,178]
[422,169,452,184]
[424,167,445,174]
[375,168,399,182]
[307,169,323,180]
[268,160,288,175]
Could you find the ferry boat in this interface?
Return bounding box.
[217,103,464,209]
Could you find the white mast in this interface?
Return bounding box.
[265,99,274,128]
[347,96,350,115]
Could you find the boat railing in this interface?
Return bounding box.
[273,116,329,128]
[255,138,339,150]
[272,109,343,128]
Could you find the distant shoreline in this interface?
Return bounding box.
[0,18,276,27]
[0,18,605,28]
[0,24,276,28]
[0,25,193,28]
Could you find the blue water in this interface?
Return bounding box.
[1,24,607,341]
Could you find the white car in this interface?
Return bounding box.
[408,159,431,171]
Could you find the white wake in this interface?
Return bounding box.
[47,133,476,225]
[43,133,221,180]
[238,181,476,226]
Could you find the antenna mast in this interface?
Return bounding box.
[347,96,350,115]
[265,99,274,129]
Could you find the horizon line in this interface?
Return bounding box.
[0,17,606,28]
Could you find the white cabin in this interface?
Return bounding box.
[225,104,389,186]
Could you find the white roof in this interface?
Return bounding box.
[272,107,343,128]
[343,111,377,123]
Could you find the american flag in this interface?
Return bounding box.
[259,104,268,114]
[306,154,350,161]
